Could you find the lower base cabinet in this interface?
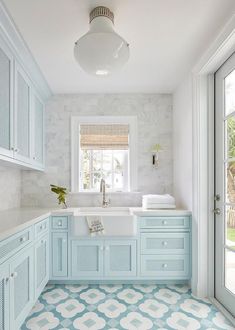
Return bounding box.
[52,232,68,277]
[71,239,137,278]
[10,246,34,330]
[0,262,9,330]
[105,240,136,277]
[140,254,190,278]
[0,218,50,330]
[35,233,49,299]
[71,240,103,277]
[0,245,35,330]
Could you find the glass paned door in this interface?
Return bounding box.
[215,53,235,316]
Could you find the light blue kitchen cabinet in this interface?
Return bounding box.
[0,38,14,159]
[140,232,189,255]
[71,240,103,277]
[70,239,137,278]
[9,246,34,330]
[104,240,136,277]
[35,233,49,299]
[52,232,68,277]
[0,262,10,330]
[140,216,190,229]
[32,91,44,168]
[14,62,31,164]
[0,40,45,170]
[140,254,190,278]
[139,216,191,280]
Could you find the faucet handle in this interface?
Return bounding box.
[103,199,111,208]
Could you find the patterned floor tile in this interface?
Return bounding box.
[21,284,235,330]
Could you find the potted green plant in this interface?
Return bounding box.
[50,184,68,208]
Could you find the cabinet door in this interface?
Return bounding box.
[71,240,103,277]
[32,92,44,167]
[9,247,34,330]
[0,263,10,330]
[15,63,31,163]
[35,234,49,299]
[52,233,68,277]
[104,240,136,277]
[0,39,14,158]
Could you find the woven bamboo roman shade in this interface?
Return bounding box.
[80,124,129,150]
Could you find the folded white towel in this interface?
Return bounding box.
[86,216,105,236]
[142,194,175,204]
[142,201,176,209]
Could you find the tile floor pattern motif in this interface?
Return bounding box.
[21,284,235,330]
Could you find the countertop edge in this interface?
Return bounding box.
[0,207,192,242]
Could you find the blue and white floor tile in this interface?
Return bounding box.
[21,284,235,330]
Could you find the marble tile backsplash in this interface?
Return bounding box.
[0,166,21,211]
[21,94,173,208]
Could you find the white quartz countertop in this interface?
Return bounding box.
[0,207,191,241]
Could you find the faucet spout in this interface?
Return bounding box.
[100,179,110,208]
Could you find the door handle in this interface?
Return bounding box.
[213,208,221,215]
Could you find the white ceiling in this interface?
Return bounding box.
[3,0,235,93]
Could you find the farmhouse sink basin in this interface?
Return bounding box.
[72,207,136,236]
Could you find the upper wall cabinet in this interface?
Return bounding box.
[15,62,31,164]
[0,38,14,159]
[0,3,50,170]
[32,91,44,167]
[0,46,45,170]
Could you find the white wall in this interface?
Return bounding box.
[0,166,21,211]
[21,94,173,208]
[173,75,193,210]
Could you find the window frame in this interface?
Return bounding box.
[71,116,138,193]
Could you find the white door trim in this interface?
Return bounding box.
[192,13,235,303]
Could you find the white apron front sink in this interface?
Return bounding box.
[72,208,136,236]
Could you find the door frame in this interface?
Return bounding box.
[192,14,235,323]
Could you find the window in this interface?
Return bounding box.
[71,116,137,193]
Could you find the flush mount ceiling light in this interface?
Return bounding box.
[74,6,130,76]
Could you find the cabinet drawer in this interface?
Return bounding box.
[35,218,49,238]
[51,216,68,230]
[141,233,189,255]
[140,255,190,278]
[139,217,190,229]
[0,227,33,264]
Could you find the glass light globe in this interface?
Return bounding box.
[74,7,130,76]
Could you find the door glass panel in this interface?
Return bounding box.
[225,249,235,294]
[225,69,235,116]
[17,72,30,158]
[226,161,235,203]
[0,47,10,150]
[226,206,235,251]
[226,115,235,160]
[215,53,235,315]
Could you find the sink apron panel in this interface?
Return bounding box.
[72,215,137,236]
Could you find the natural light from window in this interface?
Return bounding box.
[71,116,137,193]
[80,124,129,192]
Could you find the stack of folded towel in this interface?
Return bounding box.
[142,194,176,209]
